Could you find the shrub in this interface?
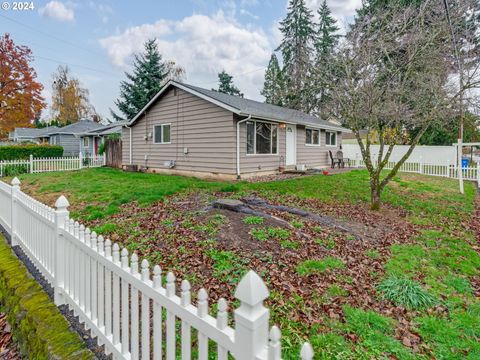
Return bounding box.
[377,277,438,309]
[0,144,63,160]
[2,164,29,176]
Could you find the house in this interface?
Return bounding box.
[48,119,104,156]
[123,80,350,180]
[8,127,59,143]
[79,122,126,156]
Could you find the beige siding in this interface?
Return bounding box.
[296,125,343,168]
[238,120,286,175]
[123,88,236,174]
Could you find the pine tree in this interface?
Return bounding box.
[313,0,340,113]
[276,0,315,111]
[261,53,284,105]
[112,39,169,121]
[213,70,243,97]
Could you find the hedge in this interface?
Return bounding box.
[0,235,94,359]
[0,144,63,160]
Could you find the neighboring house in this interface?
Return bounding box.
[342,129,369,144]
[8,127,59,143]
[123,80,350,180]
[79,122,126,156]
[48,120,104,156]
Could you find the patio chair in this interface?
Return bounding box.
[328,150,341,168]
[336,150,345,168]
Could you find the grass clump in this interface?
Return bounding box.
[242,216,264,225]
[378,277,438,310]
[296,257,345,276]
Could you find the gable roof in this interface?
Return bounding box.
[128,80,349,132]
[48,120,104,136]
[11,127,59,138]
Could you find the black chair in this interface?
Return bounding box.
[336,150,345,168]
[329,150,341,168]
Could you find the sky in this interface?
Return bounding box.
[0,0,362,121]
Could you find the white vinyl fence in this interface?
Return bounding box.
[0,178,314,360]
[348,158,480,186]
[0,154,105,177]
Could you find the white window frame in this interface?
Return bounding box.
[305,128,320,146]
[246,120,279,156]
[326,131,337,147]
[83,137,89,148]
[153,123,172,144]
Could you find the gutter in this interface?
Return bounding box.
[236,115,252,179]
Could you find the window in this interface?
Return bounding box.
[246,121,278,155]
[326,131,337,146]
[153,124,171,144]
[306,128,320,145]
[83,137,89,147]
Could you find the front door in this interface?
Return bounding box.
[285,124,296,166]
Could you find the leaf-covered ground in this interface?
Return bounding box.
[11,168,480,359]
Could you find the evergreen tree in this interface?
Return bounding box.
[315,1,340,60]
[276,0,315,111]
[213,70,243,97]
[313,0,340,113]
[261,53,284,105]
[112,39,169,121]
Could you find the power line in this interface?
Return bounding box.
[0,13,106,58]
[35,55,119,78]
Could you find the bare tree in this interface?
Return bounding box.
[324,1,455,210]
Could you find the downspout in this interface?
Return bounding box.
[236,115,252,179]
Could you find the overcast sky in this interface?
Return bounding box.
[1,0,362,121]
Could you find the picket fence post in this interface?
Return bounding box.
[477,162,480,188]
[234,270,270,360]
[419,156,423,174]
[10,177,20,246]
[79,152,83,170]
[54,195,70,306]
[29,154,34,174]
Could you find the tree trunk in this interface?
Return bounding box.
[370,176,381,210]
[371,186,381,210]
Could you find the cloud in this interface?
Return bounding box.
[38,1,75,22]
[99,11,273,99]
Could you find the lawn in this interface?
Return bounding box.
[7,168,480,359]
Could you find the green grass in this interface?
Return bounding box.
[296,257,345,276]
[11,168,480,358]
[14,167,224,219]
[249,227,291,242]
[242,215,264,225]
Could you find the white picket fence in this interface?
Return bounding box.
[348,158,480,186]
[0,154,105,177]
[0,178,314,360]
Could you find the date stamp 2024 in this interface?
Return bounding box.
[1,2,34,11]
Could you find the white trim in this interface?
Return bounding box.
[246,120,279,156]
[153,123,172,144]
